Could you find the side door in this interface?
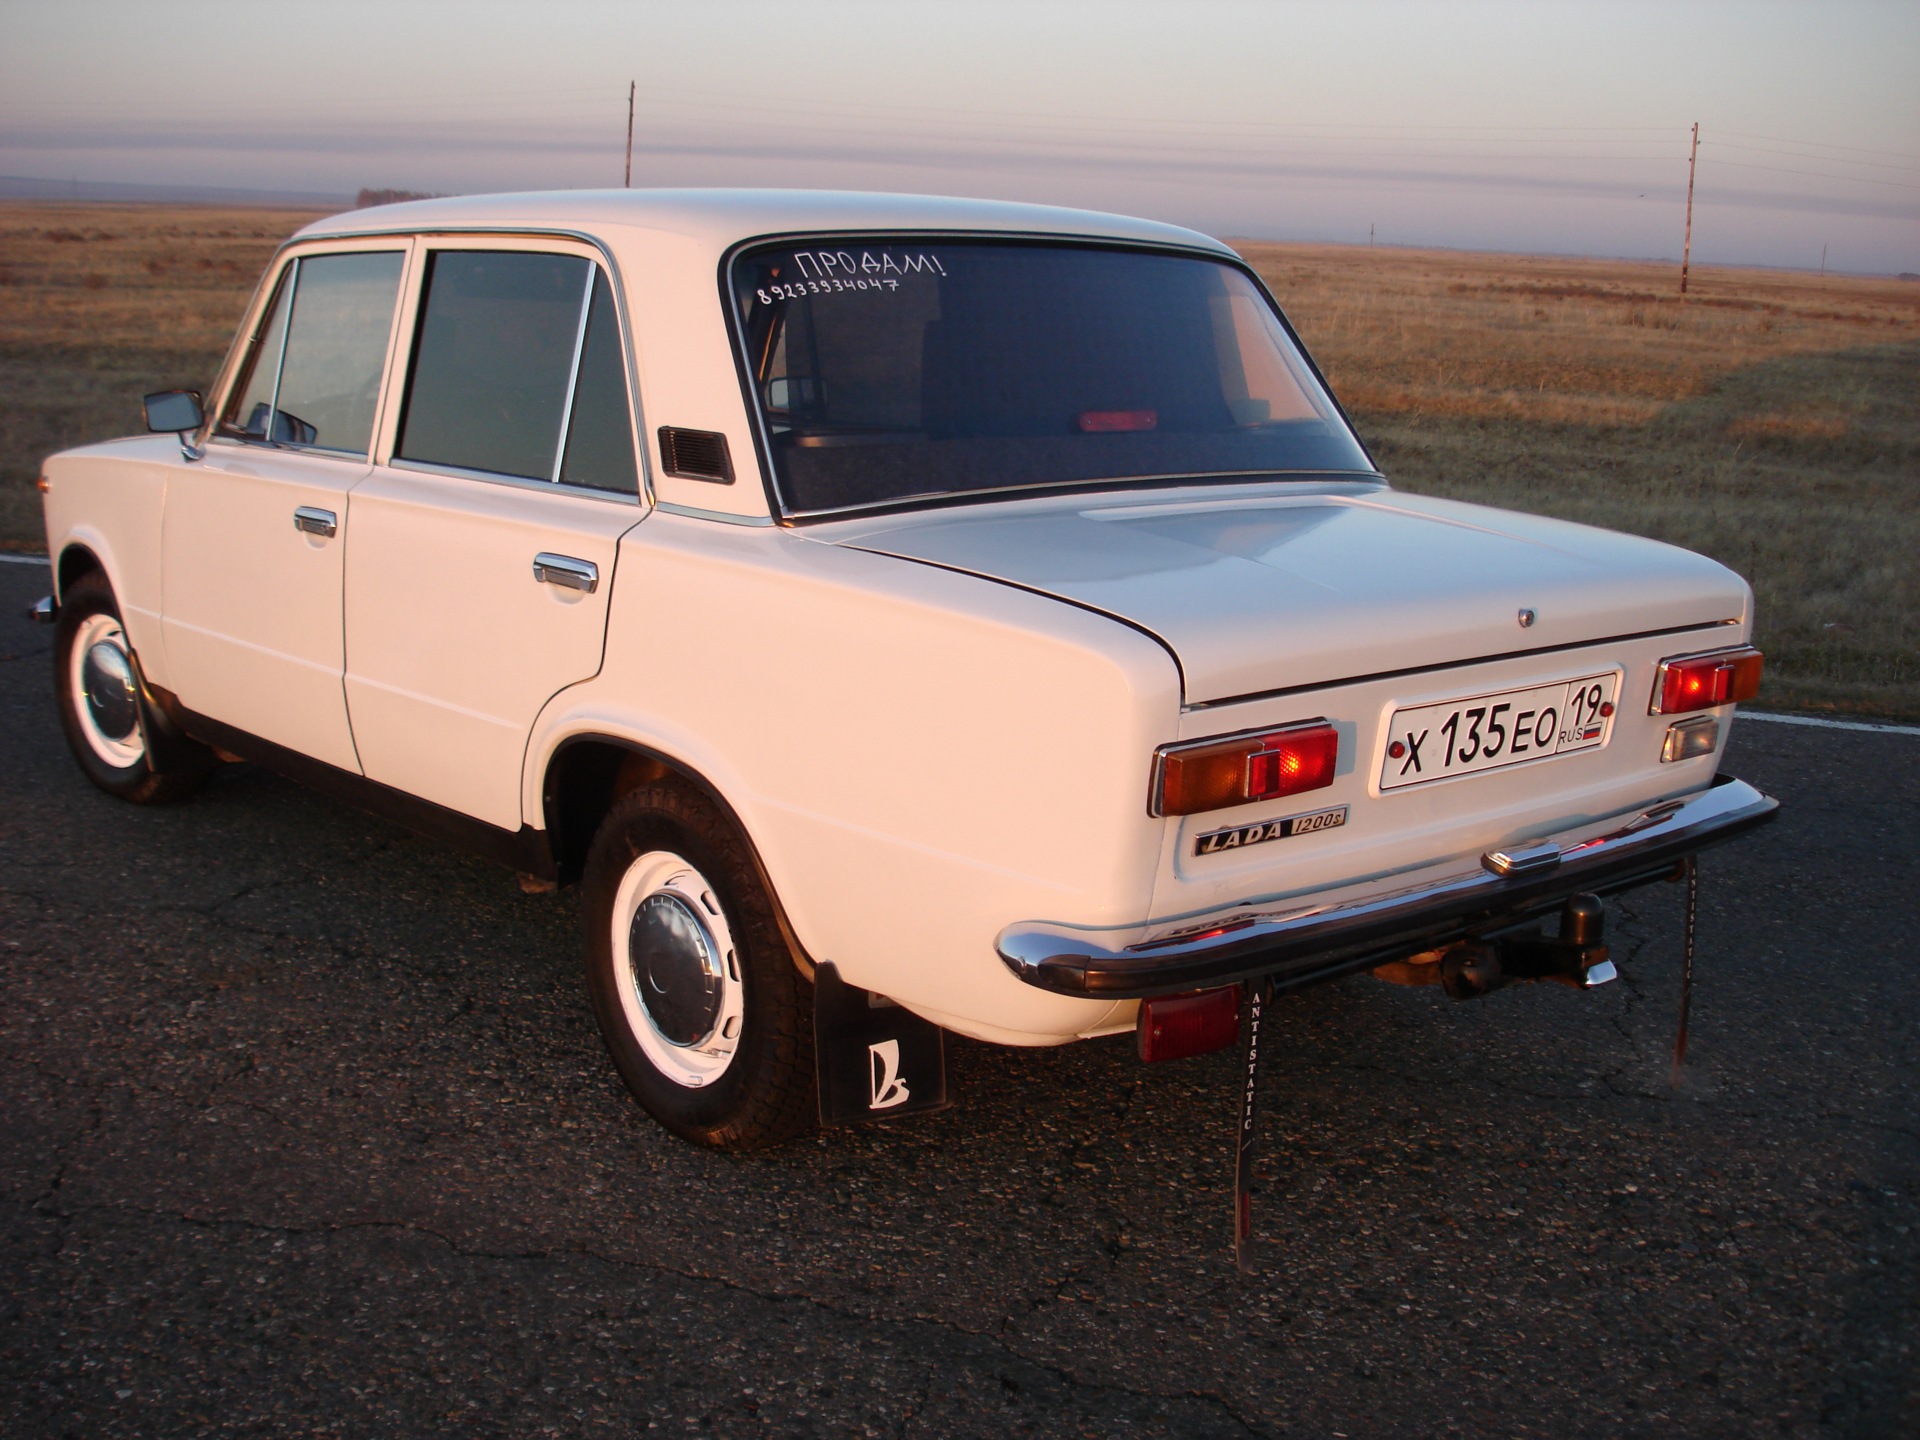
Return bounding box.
[161,242,409,771]
[344,239,645,831]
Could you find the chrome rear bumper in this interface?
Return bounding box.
[997,774,1777,998]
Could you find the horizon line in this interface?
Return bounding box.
[0,176,1910,279]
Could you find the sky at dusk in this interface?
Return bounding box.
[2,0,1914,273]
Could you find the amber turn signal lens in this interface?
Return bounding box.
[1651,646,1763,715]
[1153,720,1339,817]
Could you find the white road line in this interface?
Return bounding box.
[1739,711,1920,737]
[0,553,50,567]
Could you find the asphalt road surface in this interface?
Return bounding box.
[2,559,1914,1439]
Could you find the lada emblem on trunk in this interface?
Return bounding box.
[1194,805,1348,856]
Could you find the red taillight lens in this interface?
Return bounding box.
[1652,646,1764,715]
[1137,986,1240,1063]
[1154,720,1339,817]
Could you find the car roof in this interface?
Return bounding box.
[292,188,1234,257]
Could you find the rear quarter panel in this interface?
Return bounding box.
[526,512,1182,1043]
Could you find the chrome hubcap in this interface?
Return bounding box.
[631,892,724,1046]
[82,640,138,741]
[610,851,744,1088]
[68,613,145,768]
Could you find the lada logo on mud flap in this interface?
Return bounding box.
[868,1039,911,1110]
[1194,805,1348,857]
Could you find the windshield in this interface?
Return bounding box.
[729,239,1373,516]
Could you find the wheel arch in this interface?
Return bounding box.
[539,733,817,978]
[55,541,107,602]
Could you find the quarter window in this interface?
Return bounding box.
[396,252,638,494]
[218,252,404,455]
[222,269,291,442]
[558,273,640,494]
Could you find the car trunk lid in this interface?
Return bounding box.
[819,485,1748,704]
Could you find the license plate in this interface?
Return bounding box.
[1379,672,1618,791]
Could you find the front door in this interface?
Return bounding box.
[161,245,407,771]
[344,244,644,831]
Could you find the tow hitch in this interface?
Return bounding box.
[1437,892,1615,1000]
[1363,891,1616,999]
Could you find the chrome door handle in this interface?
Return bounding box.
[293,506,338,538]
[532,553,599,593]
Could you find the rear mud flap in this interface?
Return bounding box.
[814,962,950,1125]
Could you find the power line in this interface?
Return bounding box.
[1714,128,1920,162]
[6,80,1915,209]
[1707,157,1918,191]
[1711,141,1920,176]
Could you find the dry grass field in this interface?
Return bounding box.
[1239,241,1920,718]
[0,202,322,550]
[2,203,1915,715]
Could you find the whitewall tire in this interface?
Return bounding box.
[53,572,211,804]
[581,782,814,1149]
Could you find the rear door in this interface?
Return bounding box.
[343,239,645,831]
[162,242,408,770]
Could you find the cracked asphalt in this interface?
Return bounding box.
[2,559,1915,1439]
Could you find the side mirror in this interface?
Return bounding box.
[143,390,205,435]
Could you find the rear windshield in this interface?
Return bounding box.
[729,240,1372,516]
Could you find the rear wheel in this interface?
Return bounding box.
[53,572,211,804]
[580,783,814,1149]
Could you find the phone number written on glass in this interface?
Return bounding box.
[756,250,946,304]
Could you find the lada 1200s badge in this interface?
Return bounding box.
[1194,805,1350,855]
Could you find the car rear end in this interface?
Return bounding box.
[998,618,1773,1005]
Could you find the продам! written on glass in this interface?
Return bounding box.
[730,241,1374,516]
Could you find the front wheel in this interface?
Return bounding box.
[53,572,210,804]
[580,784,815,1149]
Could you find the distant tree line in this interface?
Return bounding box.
[355,189,441,209]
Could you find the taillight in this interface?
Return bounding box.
[1650,646,1763,715]
[1153,719,1339,817]
[1137,986,1240,1063]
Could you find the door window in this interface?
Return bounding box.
[218,252,404,455]
[396,252,639,494]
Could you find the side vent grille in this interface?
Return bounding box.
[658,427,734,484]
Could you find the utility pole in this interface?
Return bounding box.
[1369,222,1375,248]
[622,82,637,190]
[1820,243,1827,276]
[1680,121,1698,295]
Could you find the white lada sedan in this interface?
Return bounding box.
[35,190,1776,1152]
